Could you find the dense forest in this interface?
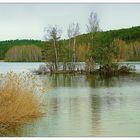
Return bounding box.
[0,25,140,63]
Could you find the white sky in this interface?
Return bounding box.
[0,3,140,41]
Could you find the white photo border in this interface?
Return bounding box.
[0,1,140,140]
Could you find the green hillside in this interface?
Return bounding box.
[0,26,140,62]
[76,26,140,44]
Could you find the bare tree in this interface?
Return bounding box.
[86,10,100,35]
[85,11,100,72]
[67,24,73,60]
[67,23,80,63]
[44,25,62,71]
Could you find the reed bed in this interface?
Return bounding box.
[0,72,46,132]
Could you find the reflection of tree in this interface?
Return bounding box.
[85,74,102,135]
[86,74,96,87]
[43,74,97,135]
[90,94,102,135]
[85,74,126,136]
[86,74,118,88]
[48,74,102,135]
[50,74,73,87]
[8,73,127,136]
[85,74,105,135]
[47,74,87,87]
[97,75,118,87]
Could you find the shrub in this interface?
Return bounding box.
[0,72,46,132]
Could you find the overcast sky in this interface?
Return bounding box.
[0,3,140,41]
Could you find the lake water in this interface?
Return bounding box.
[1,62,140,136]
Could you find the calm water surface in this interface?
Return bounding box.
[1,62,140,136]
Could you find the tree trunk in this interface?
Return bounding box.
[53,39,58,71]
[73,37,76,63]
[69,39,71,61]
[72,37,76,71]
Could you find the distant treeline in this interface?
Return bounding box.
[76,25,140,45]
[1,26,140,62]
[0,39,45,60]
[5,45,42,62]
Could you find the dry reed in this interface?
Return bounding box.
[0,72,46,132]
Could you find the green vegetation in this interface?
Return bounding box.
[75,26,140,61]
[0,26,140,74]
[0,26,140,62]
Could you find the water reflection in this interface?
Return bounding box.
[3,73,140,136]
[43,74,89,87]
[90,94,102,135]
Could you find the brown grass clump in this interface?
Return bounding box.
[0,72,46,132]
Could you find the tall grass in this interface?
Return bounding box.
[0,72,46,132]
